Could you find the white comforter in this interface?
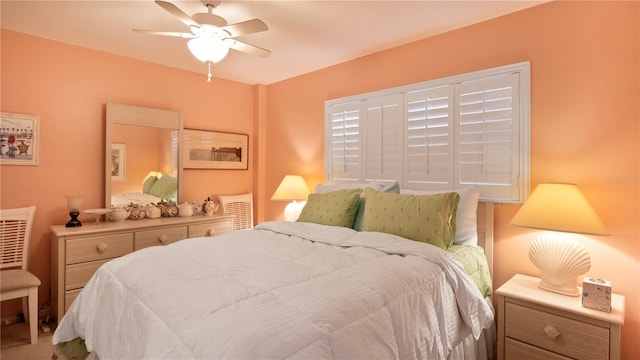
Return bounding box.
[53,222,494,360]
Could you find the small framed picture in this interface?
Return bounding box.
[111,143,126,181]
[183,129,248,170]
[0,112,40,166]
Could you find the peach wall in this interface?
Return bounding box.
[2,1,639,358]
[1,30,256,317]
[264,2,639,358]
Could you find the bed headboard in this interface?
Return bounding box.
[476,202,494,278]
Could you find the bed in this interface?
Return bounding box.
[53,185,496,360]
[110,173,178,208]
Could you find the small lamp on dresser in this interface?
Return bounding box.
[65,195,84,228]
[271,175,310,221]
[509,182,609,296]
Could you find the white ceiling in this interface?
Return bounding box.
[1,1,545,85]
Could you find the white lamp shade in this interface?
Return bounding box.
[510,183,609,296]
[510,183,609,236]
[65,195,84,212]
[271,175,310,201]
[142,171,162,183]
[187,35,229,63]
[272,175,310,222]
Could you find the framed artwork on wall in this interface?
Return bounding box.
[183,129,248,170]
[0,112,40,166]
[111,143,126,181]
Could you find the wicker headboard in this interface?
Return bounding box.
[476,202,495,278]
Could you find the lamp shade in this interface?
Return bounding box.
[510,183,609,236]
[187,34,229,63]
[142,171,162,183]
[510,182,608,296]
[271,175,310,201]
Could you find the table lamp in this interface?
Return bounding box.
[509,183,609,296]
[271,175,310,221]
[65,195,84,228]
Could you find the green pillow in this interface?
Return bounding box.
[297,188,362,228]
[352,181,400,231]
[362,188,460,249]
[148,174,177,199]
[142,176,158,194]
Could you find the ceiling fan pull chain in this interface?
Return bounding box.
[207,61,212,82]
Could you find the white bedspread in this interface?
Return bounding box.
[53,222,494,359]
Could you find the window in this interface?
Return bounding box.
[324,62,530,203]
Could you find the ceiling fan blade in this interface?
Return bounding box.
[155,0,201,30]
[224,39,271,58]
[133,29,195,38]
[221,19,268,38]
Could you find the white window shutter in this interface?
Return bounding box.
[363,94,404,182]
[456,72,521,201]
[404,85,455,190]
[325,62,529,203]
[326,101,363,182]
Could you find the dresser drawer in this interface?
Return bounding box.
[66,234,133,265]
[65,259,110,290]
[505,302,610,360]
[64,289,82,312]
[188,220,232,238]
[135,226,188,250]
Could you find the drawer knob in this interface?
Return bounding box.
[158,235,168,244]
[206,229,216,236]
[544,325,561,340]
[96,243,107,253]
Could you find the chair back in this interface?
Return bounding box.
[0,206,36,270]
[218,193,253,230]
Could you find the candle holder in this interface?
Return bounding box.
[65,195,84,227]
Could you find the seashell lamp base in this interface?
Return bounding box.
[529,232,591,297]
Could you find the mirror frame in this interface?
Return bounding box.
[105,102,184,208]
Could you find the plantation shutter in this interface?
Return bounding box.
[363,94,404,182]
[404,85,455,190]
[456,73,521,201]
[326,101,362,182]
[325,62,529,203]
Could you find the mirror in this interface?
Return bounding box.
[105,102,183,208]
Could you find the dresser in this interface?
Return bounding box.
[496,274,625,360]
[50,214,234,321]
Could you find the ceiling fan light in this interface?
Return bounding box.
[187,35,229,63]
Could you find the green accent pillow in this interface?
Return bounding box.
[148,174,177,199]
[297,188,362,228]
[352,181,400,231]
[362,188,460,249]
[142,176,158,194]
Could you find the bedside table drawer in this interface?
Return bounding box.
[505,302,610,360]
[505,338,571,360]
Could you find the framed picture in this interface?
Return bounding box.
[111,143,126,181]
[0,112,40,166]
[183,129,248,170]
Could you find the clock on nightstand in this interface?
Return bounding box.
[496,274,625,360]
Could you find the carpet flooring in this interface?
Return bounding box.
[1,321,56,360]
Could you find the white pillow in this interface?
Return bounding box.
[400,187,480,246]
[314,182,386,193]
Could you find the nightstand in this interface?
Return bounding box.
[496,274,625,360]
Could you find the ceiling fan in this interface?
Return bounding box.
[134,0,270,82]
